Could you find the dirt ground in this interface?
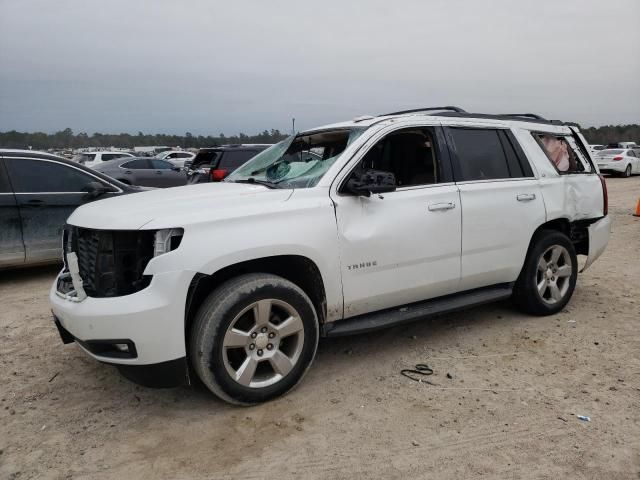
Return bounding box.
[1,177,639,480]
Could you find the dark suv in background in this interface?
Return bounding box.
[187,144,270,184]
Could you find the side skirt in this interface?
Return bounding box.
[322,283,513,337]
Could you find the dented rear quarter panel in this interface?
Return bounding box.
[512,127,605,222]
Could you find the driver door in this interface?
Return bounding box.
[331,125,462,317]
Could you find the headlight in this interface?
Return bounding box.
[153,228,184,257]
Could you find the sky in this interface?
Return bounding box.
[0,0,639,135]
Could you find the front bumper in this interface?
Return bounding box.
[52,316,188,387]
[50,268,195,367]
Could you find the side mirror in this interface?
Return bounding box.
[346,169,397,197]
[84,181,117,198]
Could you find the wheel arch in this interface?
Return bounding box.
[521,216,591,276]
[184,255,328,342]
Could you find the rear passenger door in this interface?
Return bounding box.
[120,159,153,186]
[443,125,546,290]
[149,159,186,187]
[0,158,24,267]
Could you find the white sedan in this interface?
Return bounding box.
[156,150,195,168]
[596,149,640,177]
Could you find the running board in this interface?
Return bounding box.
[322,283,513,337]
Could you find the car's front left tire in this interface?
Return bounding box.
[189,273,319,405]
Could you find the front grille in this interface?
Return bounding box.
[64,226,155,298]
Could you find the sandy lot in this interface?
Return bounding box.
[1,176,639,480]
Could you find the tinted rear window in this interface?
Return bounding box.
[218,150,260,170]
[192,150,220,167]
[122,159,149,169]
[449,128,511,181]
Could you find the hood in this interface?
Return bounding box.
[68,182,293,230]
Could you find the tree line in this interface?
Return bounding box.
[0,124,638,151]
[579,124,640,146]
[0,128,290,150]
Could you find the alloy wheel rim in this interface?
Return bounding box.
[222,299,305,388]
[536,245,572,305]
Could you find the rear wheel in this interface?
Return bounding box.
[513,230,578,315]
[190,273,319,405]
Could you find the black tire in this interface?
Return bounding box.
[512,230,578,316]
[623,165,632,178]
[189,273,319,405]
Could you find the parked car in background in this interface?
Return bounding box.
[589,144,606,154]
[595,149,640,177]
[50,107,610,405]
[187,144,270,183]
[0,149,142,269]
[74,151,134,168]
[156,150,195,168]
[606,142,639,149]
[94,157,187,187]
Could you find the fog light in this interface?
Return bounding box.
[114,343,129,353]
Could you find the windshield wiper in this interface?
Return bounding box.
[229,178,279,189]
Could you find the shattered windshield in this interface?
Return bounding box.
[225,127,366,188]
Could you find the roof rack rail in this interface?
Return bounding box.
[499,113,548,121]
[381,106,467,116]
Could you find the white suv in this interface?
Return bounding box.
[75,151,134,169]
[50,107,611,405]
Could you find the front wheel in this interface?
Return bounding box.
[190,273,319,405]
[512,230,578,315]
[623,164,632,178]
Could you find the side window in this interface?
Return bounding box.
[218,150,258,170]
[122,159,149,169]
[358,127,442,187]
[102,154,124,161]
[627,150,636,158]
[0,160,12,193]
[532,133,590,173]
[5,159,97,193]
[150,159,173,170]
[448,128,512,181]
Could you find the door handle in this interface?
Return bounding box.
[428,202,456,211]
[124,170,132,174]
[516,193,536,202]
[27,199,44,207]
[156,171,162,174]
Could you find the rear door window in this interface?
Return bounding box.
[122,159,150,169]
[218,150,259,170]
[448,128,513,181]
[102,154,125,161]
[532,133,591,173]
[5,159,97,193]
[150,159,173,170]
